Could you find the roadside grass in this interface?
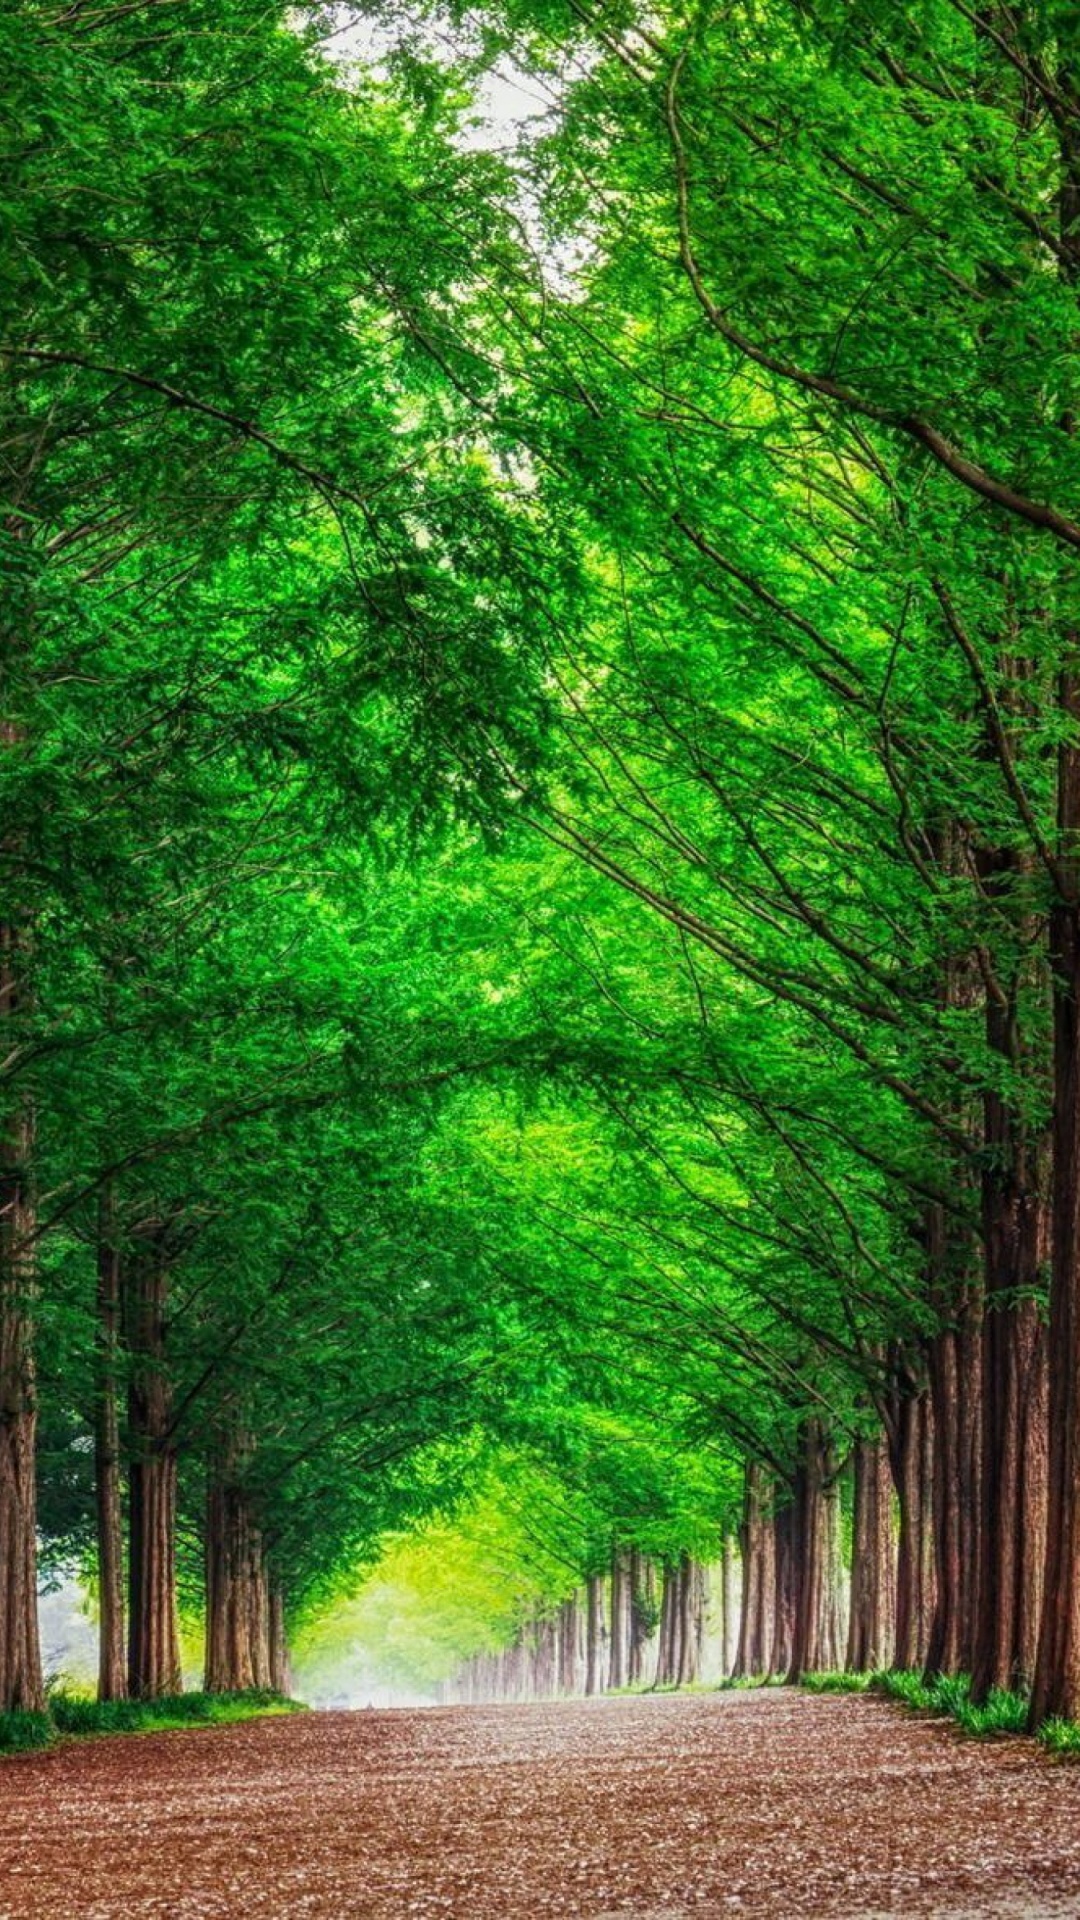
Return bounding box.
[806,1668,1080,1758]
[0,1687,303,1755]
[799,1670,872,1694]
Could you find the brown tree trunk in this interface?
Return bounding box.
[0,1064,42,1717]
[268,1579,290,1696]
[608,1548,630,1690]
[558,1594,582,1694]
[653,1562,680,1686]
[205,1438,273,1695]
[676,1554,706,1686]
[94,1192,126,1702]
[847,1434,896,1672]
[925,1307,983,1677]
[628,1549,651,1686]
[721,1534,737,1677]
[772,1499,799,1677]
[788,1422,843,1679]
[126,1254,181,1699]
[1033,662,1080,1725]
[889,1380,936,1670]
[585,1574,606,1695]
[734,1460,776,1678]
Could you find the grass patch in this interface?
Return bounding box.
[1037,1717,1080,1758]
[0,1687,302,1756]
[873,1670,1080,1756]
[714,1672,787,1690]
[0,1710,55,1754]
[800,1670,872,1694]
[49,1685,302,1738]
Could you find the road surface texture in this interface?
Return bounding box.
[2,1690,1080,1918]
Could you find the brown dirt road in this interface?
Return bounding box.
[2,1690,1079,1918]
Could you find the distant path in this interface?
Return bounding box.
[3,1690,1080,1917]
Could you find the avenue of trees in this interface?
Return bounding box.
[7,0,1080,1736]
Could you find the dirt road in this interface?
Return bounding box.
[2,1690,1079,1917]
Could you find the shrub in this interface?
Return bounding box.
[1037,1717,1080,1759]
[0,1710,54,1753]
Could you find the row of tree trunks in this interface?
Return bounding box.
[787,1421,844,1679]
[653,1553,707,1687]
[734,1460,776,1677]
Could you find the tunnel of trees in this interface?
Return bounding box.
[6,0,1080,1735]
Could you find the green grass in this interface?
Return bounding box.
[866,1669,1080,1757]
[0,1710,54,1754]
[800,1669,873,1694]
[1037,1717,1080,1758]
[0,1687,303,1755]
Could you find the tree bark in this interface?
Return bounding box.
[94,1193,126,1702]
[847,1433,896,1672]
[676,1554,706,1686]
[608,1548,630,1690]
[721,1533,737,1677]
[268,1579,290,1696]
[585,1573,606,1695]
[788,1422,844,1679]
[628,1549,652,1686]
[1032,662,1080,1724]
[0,1030,42,1714]
[558,1594,582,1694]
[126,1252,181,1698]
[205,1465,270,1694]
[734,1460,776,1678]
[889,1378,936,1670]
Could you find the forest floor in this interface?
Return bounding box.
[2,1688,1079,1918]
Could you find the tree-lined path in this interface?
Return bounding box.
[3,1694,1080,1919]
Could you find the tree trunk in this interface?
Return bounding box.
[0,1065,42,1717]
[608,1548,630,1690]
[889,1380,936,1670]
[721,1534,737,1677]
[585,1573,606,1695]
[558,1595,581,1694]
[847,1433,895,1672]
[205,1436,273,1695]
[788,1422,844,1679]
[653,1562,680,1686]
[734,1460,775,1678]
[268,1579,290,1696]
[94,1193,126,1702]
[925,1308,982,1677]
[628,1549,651,1686]
[676,1554,705,1686]
[126,1253,181,1698]
[1033,661,1080,1724]
[772,1499,799,1677]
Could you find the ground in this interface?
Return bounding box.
[3,1690,1080,1917]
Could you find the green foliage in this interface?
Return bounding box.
[0,1712,54,1755]
[46,1691,302,1740]
[1037,1718,1080,1760]
[877,1671,1030,1739]
[801,1672,872,1694]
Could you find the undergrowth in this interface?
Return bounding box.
[0,1688,302,1755]
[799,1670,871,1694]
[867,1669,1080,1756]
